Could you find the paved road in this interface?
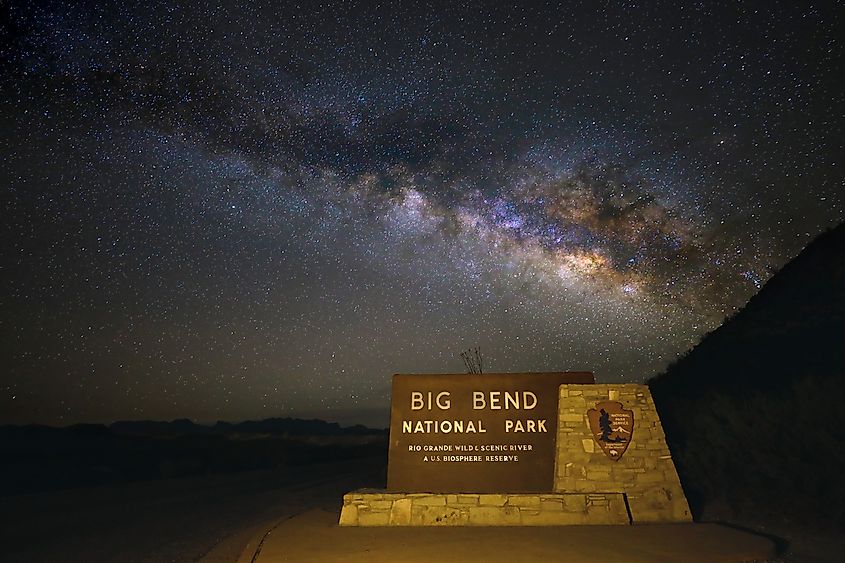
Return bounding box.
[0,457,385,563]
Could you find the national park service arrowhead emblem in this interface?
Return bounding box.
[587,401,634,461]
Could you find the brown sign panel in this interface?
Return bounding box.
[587,401,634,461]
[387,372,595,493]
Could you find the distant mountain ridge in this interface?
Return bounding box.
[109,417,383,437]
[0,416,387,496]
[0,417,385,438]
[649,221,845,528]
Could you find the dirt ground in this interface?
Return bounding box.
[0,457,384,563]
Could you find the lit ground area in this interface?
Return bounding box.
[244,509,777,563]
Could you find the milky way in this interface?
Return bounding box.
[2,1,842,425]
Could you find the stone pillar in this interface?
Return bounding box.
[554,384,691,523]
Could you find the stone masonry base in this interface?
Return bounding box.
[338,490,630,526]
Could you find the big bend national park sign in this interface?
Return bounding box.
[340,375,691,526]
[387,372,594,493]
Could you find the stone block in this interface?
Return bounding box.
[468,505,521,525]
[581,439,595,453]
[636,470,667,483]
[618,455,645,468]
[586,468,612,480]
[555,476,578,491]
[521,511,581,525]
[575,479,598,492]
[634,427,651,440]
[507,495,540,507]
[628,509,664,523]
[358,510,390,526]
[457,494,479,504]
[414,495,447,506]
[412,505,469,526]
[562,494,587,512]
[389,498,411,525]
[628,487,691,523]
[540,498,564,511]
[478,494,507,506]
[586,481,625,492]
[586,504,629,525]
[338,504,358,526]
[670,496,693,521]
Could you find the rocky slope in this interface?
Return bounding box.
[649,222,845,528]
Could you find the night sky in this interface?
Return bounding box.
[2,1,842,426]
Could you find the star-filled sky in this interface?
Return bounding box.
[2,1,843,426]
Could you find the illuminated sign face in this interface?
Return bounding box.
[387,372,594,493]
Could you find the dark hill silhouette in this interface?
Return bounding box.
[110,418,203,436]
[649,221,845,528]
[108,417,383,437]
[0,418,387,496]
